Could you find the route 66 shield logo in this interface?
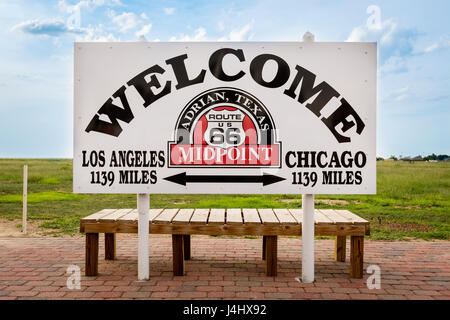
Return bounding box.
[168,87,281,167]
[203,108,246,149]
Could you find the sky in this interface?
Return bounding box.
[0,0,448,158]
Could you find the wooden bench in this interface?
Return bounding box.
[80,208,370,278]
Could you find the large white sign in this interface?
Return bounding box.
[74,42,376,194]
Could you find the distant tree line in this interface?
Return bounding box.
[422,154,449,161]
[376,154,448,161]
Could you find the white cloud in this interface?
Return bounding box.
[424,43,439,53]
[379,56,408,75]
[136,23,152,37]
[346,15,418,67]
[79,24,119,41]
[346,26,367,42]
[111,12,140,32]
[59,0,95,12]
[393,87,409,101]
[11,19,84,37]
[218,23,253,41]
[108,10,150,34]
[424,36,450,53]
[58,1,121,31]
[346,18,397,44]
[164,7,175,15]
[169,23,253,42]
[170,27,207,41]
[11,11,130,42]
[382,86,410,102]
[58,0,122,12]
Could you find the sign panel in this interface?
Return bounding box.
[74,42,376,194]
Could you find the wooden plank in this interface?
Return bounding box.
[85,233,98,276]
[190,208,210,224]
[350,236,364,278]
[118,209,163,222]
[105,233,116,260]
[262,236,266,260]
[265,236,277,276]
[100,208,134,221]
[320,209,351,224]
[183,235,191,260]
[149,209,164,221]
[172,235,185,276]
[242,208,261,225]
[335,236,346,262]
[315,209,334,224]
[82,209,117,221]
[82,208,365,224]
[258,209,279,225]
[118,209,138,221]
[288,209,303,224]
[365,224,371,236]
[208,208,225,225]
[273,209,298,225]
[226,208,243,225]
[334,210,368,224]
[152,209,179,224]
[82,221,367,236]
[172,209,194,224]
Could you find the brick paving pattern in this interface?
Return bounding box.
[0,235,449,300]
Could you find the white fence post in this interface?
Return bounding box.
[137,193,150,280]
[302,194,315,282]
[22,165,28,234]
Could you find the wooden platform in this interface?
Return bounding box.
[80,208,370,278]
[80,208,370,236]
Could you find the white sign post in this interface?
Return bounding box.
[74,41,376,280]
[137,193,149,280]
[136,36,150,281]
[301,32,315,283]
[302,194,314,282]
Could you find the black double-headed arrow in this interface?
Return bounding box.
[164,172,285,186]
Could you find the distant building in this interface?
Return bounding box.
[399,157,411,162]
[411,156,424,161]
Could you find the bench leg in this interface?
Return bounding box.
[85,233,99,276]
[265,236,277,276]
[172,235,185,276]
[105,233,116,260]
[183,235,191,260]
[335,236,346,262]
[350,236,364,278]
[262,236,266,260]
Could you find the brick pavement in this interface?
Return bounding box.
[0,235,448,300]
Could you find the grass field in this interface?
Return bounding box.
[0,159,449,240]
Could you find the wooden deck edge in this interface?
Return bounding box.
[80,222,367,236]
[79,218,85,233]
